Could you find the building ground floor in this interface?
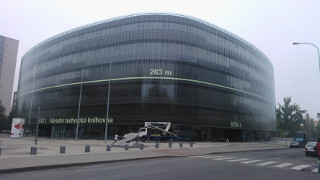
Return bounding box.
[24,123,273,142]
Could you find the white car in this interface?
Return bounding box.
[305,142,317,156]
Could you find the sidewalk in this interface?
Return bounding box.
[0,135,288,174]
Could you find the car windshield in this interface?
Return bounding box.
[306,142,316,147]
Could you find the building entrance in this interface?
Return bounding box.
[51,126,65,138]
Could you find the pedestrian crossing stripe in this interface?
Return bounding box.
[256,161,278,166]
[273,163,293,168]
[189,155,224,159]
[198,155,225,159]
[290,165,311,170]
[240,160,263,164]
[188,155,317,173]
[227,158,249,162]
[202,155,223,157]
[212,157,234,161]
[189,156,205,158]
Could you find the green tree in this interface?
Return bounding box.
[0,100,7,131]
[276,97,306,137]
[302,113,316,141]
[315,123,320,139]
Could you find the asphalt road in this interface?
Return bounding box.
[1,148,319,180]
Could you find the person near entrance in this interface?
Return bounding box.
[112,134,122,145]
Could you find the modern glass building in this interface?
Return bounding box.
[17,14,276,141]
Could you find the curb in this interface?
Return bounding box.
[0,147,288,174]
[0,156,174,174]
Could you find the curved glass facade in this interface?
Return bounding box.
[17,14,276,140]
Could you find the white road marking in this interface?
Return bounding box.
[227,158,249,162]
[240,160,263,164]
[189,155,224,159]
[290,165,311,170]
[212,157,234,161]
[256,161,278,166]
[189,155,317,173]
[82,165,102,169]
[189,156,203,158]
[199,155,225,159]
[273,163,293,168]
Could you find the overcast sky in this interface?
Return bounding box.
[1,0,319,119]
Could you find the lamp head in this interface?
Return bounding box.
[293,42,299,45]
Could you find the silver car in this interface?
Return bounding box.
[305,142,317,156]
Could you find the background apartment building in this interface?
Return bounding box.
[0,35,19,115]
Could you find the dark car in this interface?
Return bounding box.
[290,141,301,148]
[305,142,317,156]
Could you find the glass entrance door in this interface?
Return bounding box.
[51,126,66,138]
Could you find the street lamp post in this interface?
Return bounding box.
[104,61,112,144]
[293,42,320,143]
[35,107,40,145]
[292,42,320,74]
[74,60,111,142]
[75,66,85,141]
[28,49,39,127]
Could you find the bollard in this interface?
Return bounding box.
[85,145,90,153]
[179,143,183,148]
[168,142,172,148]
[30,147,37,155]
[60,146,66,154]
[106,145,111,151]
[0,147,1,156]
[189,143,193,147]
[155,143,159,149]
[125,144,129,150]
[139,144,144,150]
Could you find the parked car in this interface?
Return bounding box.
[290,141,301,148]
[305,142,317,156]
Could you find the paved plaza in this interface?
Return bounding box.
[0,134,288,173]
